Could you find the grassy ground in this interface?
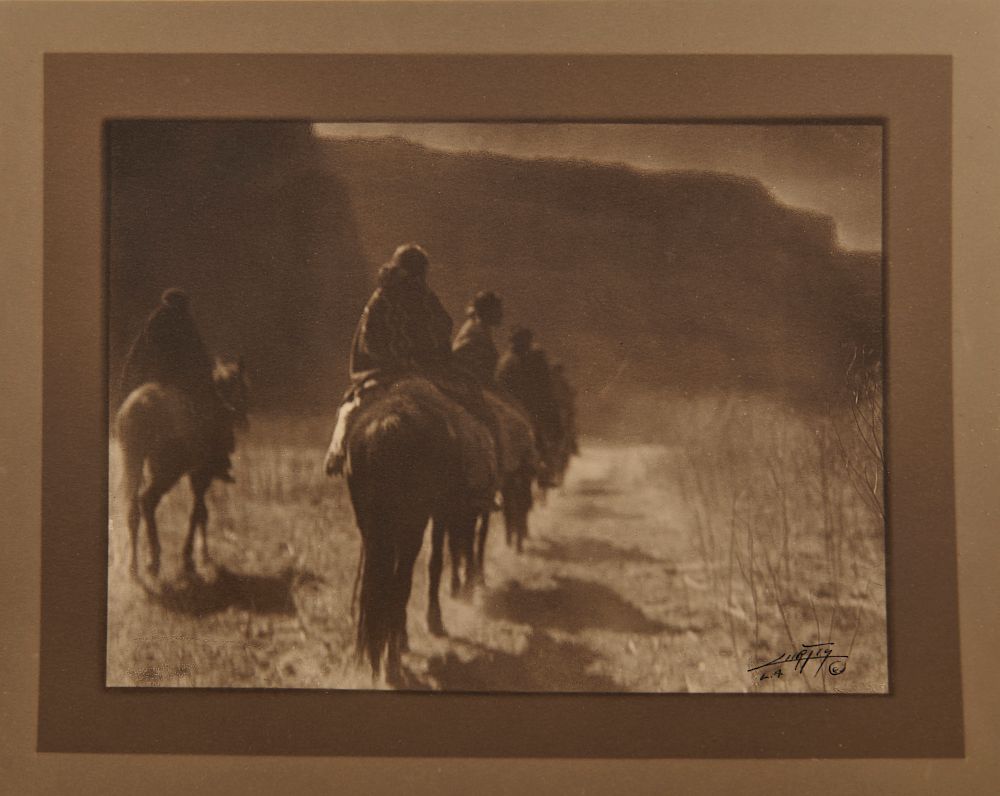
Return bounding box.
[106,397,887,692]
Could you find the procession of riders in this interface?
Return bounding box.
[119,243,578,502]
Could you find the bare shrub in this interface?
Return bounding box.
[672,383,887,692]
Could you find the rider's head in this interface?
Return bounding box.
[160,288,191,312]
[391,243,430,281]
[470,291,503,326]
[510,326,533,354]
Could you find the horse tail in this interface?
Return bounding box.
[349,538,364,618]
[348,408,423,677]
[354,513,396,678]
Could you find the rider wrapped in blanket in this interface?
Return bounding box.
[119,288,235,482]
[452,290,503,387]
[549,362,580,456]
[496,326,563,486]
[325,245,502,501]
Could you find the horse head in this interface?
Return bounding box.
[213,355,250,430]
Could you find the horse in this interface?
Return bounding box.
[335,376,496,683]
[547,365,580,487]
[414,389,540,603]
[466,392,539,579]
[115,357,248,579]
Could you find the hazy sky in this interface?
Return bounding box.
[313,122,882,252]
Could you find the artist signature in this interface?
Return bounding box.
[749,642,848,681]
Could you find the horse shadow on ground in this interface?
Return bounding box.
[141,565,323,617]
[571,479,624,499]
[483,575,678,635]
[564,500,647,522]
[412,631,621,692]
[531,536,667,567]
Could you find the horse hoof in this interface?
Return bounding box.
[427,614,447,638]
[385,655,404,687]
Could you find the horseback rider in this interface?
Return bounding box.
[549,362,580,457]
[120,288,235,482]
[325,244,500,483]
[496,327,563,483]
[452,290,503,388]
[346,243,454,390]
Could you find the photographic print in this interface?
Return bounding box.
[106,120,887,693]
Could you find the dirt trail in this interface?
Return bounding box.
[396,444,703,692]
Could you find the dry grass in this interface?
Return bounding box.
[106,394,887,693]
[666,392,887,692]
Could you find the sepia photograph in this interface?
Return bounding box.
[105,119,887,693]
[4,0,984,781]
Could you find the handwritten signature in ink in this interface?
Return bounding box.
[749,642,848,681]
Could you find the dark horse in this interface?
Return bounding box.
[452,391,539,596]
[334,376,496,683]
[115,358,248,578]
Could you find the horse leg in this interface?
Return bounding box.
[183,473,210,573]
[139,480,168,577]
[199,494,211,564]
[447,520,464,598]
[194,472,212,565]
[519,503,531,553]
[385,523,424,685]
[515,490,526,554]
[119,442,145,578]
[459,513,478,598]
[427,518,447,637]
[503,494,515,550]
[128,496,142,578]
[506,500,525,556]
[515,469,533,554]
[474,511,490,586]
